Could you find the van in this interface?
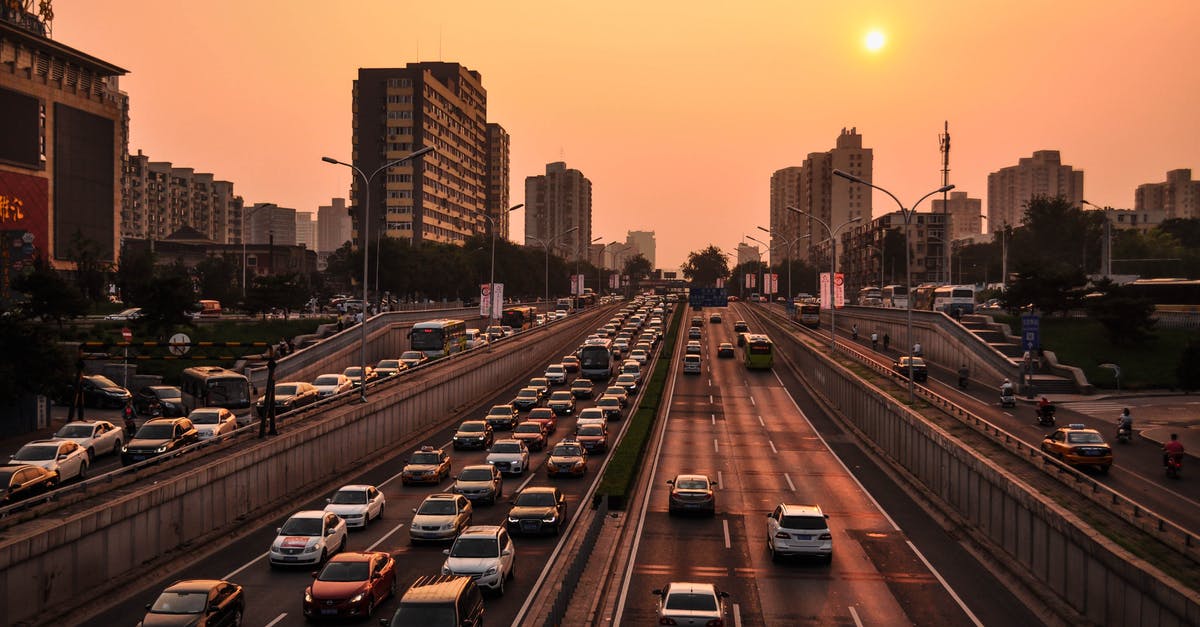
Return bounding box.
[380,575,483,626]
[194,299,222,319]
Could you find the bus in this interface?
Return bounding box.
[578,340,615,380]
[910,284,939,311]
[1124,279,1200,312]
[192,299,222,320]
[179,366,253,425]
[501,306,537,331]
[798,304,820,328]
[556,298,574,314]
[410,319,469,359]
[881,285,908,308]
[932,285,976,315]
[744,334,774,370]
[857,286,882,307]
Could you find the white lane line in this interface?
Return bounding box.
[713,439,719,453]
[1003,412,1013,417]
[849,605,864,627]
[223,551,269,580]
[749,395,756,406]
[717,471,724,488]
[907,540,984,626]
[784,473,796,492]
[722,519,731,549]
[366,520,407,552]
[709,394,715,404]
[768,440,778,454]
[733,603,742,627]
[708,377,713,387]
[264,613,287,627]
[515,469,539,493]
[711,414,716,425]
[758,415,765,427]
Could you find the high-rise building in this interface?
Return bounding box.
[986,150,1084,229]
[777,128,873,266]
[736,242,761,266]
[122,150,244,244]
[353,63,506,247]
[486,123,511,240]
[769,166,802,261]
[317,198,351,252]
[246,203,296,246]
[1135,169,1199,220]
[525,162,592,261]
[625,230,656,269]
[931,191,984,242]
[295,212,316,250]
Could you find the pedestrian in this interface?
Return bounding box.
[852,324,859,341]
[883,333,890,351]
[913,341,922,357]
[870,331,878,350]
[336,317,344,332]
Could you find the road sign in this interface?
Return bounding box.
[1020,314,1040,352]
[169,332,192,356]
[121,327,132,342]
[688,286,728,308]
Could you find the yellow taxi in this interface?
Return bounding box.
[401,445,452,485]
[1041,424,1112,473]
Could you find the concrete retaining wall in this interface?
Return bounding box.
[766,315,1199,626]
[0,308,609,626]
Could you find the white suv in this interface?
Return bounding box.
[441,525,516,595]
[766,503,833,563]
[543,364,568,386]
[486,440,530,476]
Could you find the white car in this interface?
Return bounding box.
[576,408,606,430]
[269,510,347,566]
[324,484,386,529]
[104,307,142,321]
[543,364,568,386]
[312,373,353,398]
[52,420,124,460]
[653,582,730,626]
[187,407,238,440]
[628,349,649,366]
[441,525,516,595]
[10,440,89,482]
[486,439,530,476]
[766,503,833,563]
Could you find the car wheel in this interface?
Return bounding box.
[77,462,87,481]
[320,548,328,563]
[509,558,516,580]
[85,447,95,463]
[366,595,376,617]
[823,553,834,565]
[389,575,397,599]
[232,607,244,626]
[768,542,779,563]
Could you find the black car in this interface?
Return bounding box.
[484,405,519,430]
[80,375,132,409]
[452,420,495,450]
[0,464,57,504]
[121,418,199,466]
[733,321,749,333]
[506,486,567,535]
[140,579,244,627]
[893,357,928,382]
[133,385,186,418]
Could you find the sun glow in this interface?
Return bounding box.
[865,30,886,52]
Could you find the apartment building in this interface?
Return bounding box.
[524,161,592,261]
[931,191,984,242]
[123,150,244,244]
[317,197,351,252]
[245,202,296,246]
[986,150,1084,229]
[836,211,947,297]
[486,123,511,240]
[625,230,656,269]
[295,212,316,250]
[1135,169,1199,220]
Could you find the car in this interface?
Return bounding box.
[402,446,452,485]
[270,510,348,566]
[79,374,132,409]
[628,349,649,366]
[653,582,729,626]
[569,378,594,399]
[324,484,387,529]
[121,417,199,466]
[386,574,484,627]
[486,439,530,476]
[527,377,551,398]
[442,526,516,595]
[312,373,354,398]
[603,386,629,407]
[52,420,123,460]
[399,350,429,368]
[766,503,833,562]
[667,474,717,516]
[187,407,238,440]
[255,381,319,416]
[133,385,186,417]
[595,396,623,420]
[512,421,548,451]
[535,314,547,326]
[717,343,735,358]
[452,464,504,505]
[485,325,505,342]
[546,390,576,416]
[575,423,608,453]
[511,388,542,412]
[546,440,588,477]
[482,404,518,430]
[709,313,723,323]
[410,493,473,542]
[614,373,640,394]
[575,407,607,429]
[342,365,378,387]
[501,325,515,336]
[464,329,488,349]
[0,464,57,504]
[526,408,558,433]
[892,356,928,382]
[543,364,568,386]
[506,486,567,536]
[141,579,244,627]
[736,332,749,347]
[1041,424,1114,473]
[733,320,749,333]
[452,420,494,450]
[682,354,702,375]
[303,551,396,620]
[104,307,143,321]
[690,316,703,328]
[620,360,643,381]
[561,355,580,373]
[685,341,702,355]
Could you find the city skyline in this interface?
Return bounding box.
[51,0,1199,269]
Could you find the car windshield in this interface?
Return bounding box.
[280,517,323,536]
[550,392,572,401]
[135,424,176,440]
[780,515,828,530]
[579,410,604,419]
[450,537,499,558]
[489,406,514,415]
[547,366,564,373]
[529,409,554,418]
[677,479,709,490]
[13,445,57,461]
[515,424,541,433]
[377,360,400,369]
[598,398,618,407]
[313,376,341,385]
[417,500,456,515]
[330,490,368,504]
[411,453,441,464]
[149,591,207,614]
[665,592,718,611]
[318,561,369,582]
[618,375,636,382]
[492,443,522,454]
[459,469,493,481]
[572,380,591,388]
[401,351,423,360]
[530,379,548,387]
[189,411,222,424]
[344,368,364,377]
[516,389,537,398]
[1067,432,1105,444]
[55,425,95,438]
[552,445,581,456]
[606,388,624,396]
[516,492,557,507]
[153,388,181,399]
[395,607,456,624]
[578,426,603,436]
[276,384,300,395]
[459,423,485,433]
[90,375,119,388]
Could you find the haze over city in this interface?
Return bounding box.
[54,0,1199,269]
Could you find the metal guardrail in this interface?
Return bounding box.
[754,304,1200,561]
[541,499,610,626]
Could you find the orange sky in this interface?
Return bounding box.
[54,1,1199,270]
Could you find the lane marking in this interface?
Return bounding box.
[711,414,716,425]
[733,602,742,627]
[708,378,713,387]
[223,551,269,580]
[758,415,765,427]
[713,439,719,453]
[768,440,778,454]
[366,521,406,552]
[1003,412,1013,417]
[717,471,724,488]
[264,613,288,627]
[784,473,796,492]
[849,605,864,627]
[515,469,539,493]
[749,395,756,407]
[907,540,984,626]
[709,394,715,404]
[722,519,731,549]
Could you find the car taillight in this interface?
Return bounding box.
[819,533,832,540]
[706,620,725,627]
[659,619,677,626]
[775,531,791,539]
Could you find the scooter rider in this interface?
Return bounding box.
[122,401,137,439]
[1163,433,1185,467]
[1117,408,1133,435]
[1000,378,1014,396]
[1037,396,1055,422]
[957,364,970,388]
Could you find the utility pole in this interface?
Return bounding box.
[939,120,951,285]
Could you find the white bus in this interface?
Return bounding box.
[410,319,468,359]
[180,366,253,425]
[857,286,882,307]
[578,340,615,381]
[881,285,908,308]
[932,285,975,316]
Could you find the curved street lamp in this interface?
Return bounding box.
[786,207,861,351]
[529,226,579,308]
[478,203,524,320]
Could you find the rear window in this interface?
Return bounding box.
[665,592,718,611]
[780,515,828,530]
[684,355,701,363]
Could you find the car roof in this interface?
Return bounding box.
[674,474,711,482]
[779,503,825,517]
[422,493,459,501]
[665,582,718,595]
[461,464,495,471]
[164,579,226,592]
[457,525,503,538]
[326,551,383,563]
[520,486,559,495]
[24,440,62,447]
[288,510,327,519]
[334,484,374,492]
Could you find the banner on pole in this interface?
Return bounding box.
[715,278,725,289]
[480,284,491,317]
[491,283,504,317]
[764,273,778,295]
[744,273,756,289]
[819,272,830,309]
[833,273,845,308]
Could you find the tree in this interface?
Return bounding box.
[128,261,197,335]
[0,315,71,405]
[1001,267,1087,317]
[116,246,157,306]
[1010,195,1103,276]
[63,230,112,304]
[193,254,240,305]
[10,257,88,328]
[622,254,653,292]
[1084,278,1157,345]
[1177,340,1200,393]
[681,245,730,287]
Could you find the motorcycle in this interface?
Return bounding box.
[1116,423,1132,444]
[999,388,1016,408]
[1165,454,1183,478]
[1035,404,1056,426]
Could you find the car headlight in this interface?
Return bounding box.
[121,445,128,453]
[304,590,312,602]
[441,564,451,575]
[507,517,520,524]
[542,515,557,523]
[154,444,168,453]
[349,593,364,604]
[484,566,497,576]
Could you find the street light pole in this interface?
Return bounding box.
[530,226,579,309]
[1081,199,1112,277]
[478,203,523,321]
[756,226,809,307]
[242,202,275,299]
[831,170,953,403]
[321,145,435,403]
[786,208,861,351]
[577,236,602,295]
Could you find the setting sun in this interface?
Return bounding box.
[865,29,886,52]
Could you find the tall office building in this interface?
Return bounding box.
[295,212,316,250]
[246,203,296,246]
[931,191,984,241]
[353,62,507,247]
[486,123,511,240]
[779,128,873,266]
[986,150,1084,229]
[769,166,803,262]
[625,230,656,269]
[1135,169,1199,220]
[317,197,351,252]
[525,162,592,261]
[736,242,761,266]
[122,150,244,244]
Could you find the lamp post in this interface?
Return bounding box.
[577,236,602,296]
[242,202,275,299]
[745,235,775,299]
[831,170,953,402]
[321,145,435,403]
[1081,199,1112,277]
[478,203,523,321]
[756,226,810,306]
[786,208,861,351]
[529,226,579,308]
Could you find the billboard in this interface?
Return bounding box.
[54,103,115,262]
[0,171,48,307]
[0,87,42,169]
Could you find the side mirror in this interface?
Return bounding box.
[443,549,451,555]
[325,528,335,536]
[412,508,418,513]
[326,498,332,503]
[665,479,674,485]
[311,571,319,578]
[276,527,283,534]
[719,591,730,598]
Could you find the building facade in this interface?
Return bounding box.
[246,203,296,247]
[986,150,1084,229]
[769,166,802,262]
[736,242,761,266]
[524,161,592,261]
[317,197,351,253]
[486,123,511,240]
[295,212,316,250]
[122,150,244,245]
[625,230,656,269]
[931,191,984,242]
[1135,169,1199,220]
[838,211,948,297]
[777,128,873,264]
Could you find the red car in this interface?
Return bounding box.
[303,551,396,619]
[526,408,558,434]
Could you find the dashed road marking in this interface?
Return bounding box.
[723,519,731,549]
[713,439,719,453]
[768,440,778,454]
[784,473,796,492]
[849,606,863,627]
[264,613,288,627]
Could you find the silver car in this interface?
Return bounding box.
[652,582,730,627]
[410,493,473,542]
[452,465,504,505]
[187,407,238,440]
[11,440,89,482]
[52,420,123,460]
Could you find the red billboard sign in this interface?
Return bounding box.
[0,170,49,305]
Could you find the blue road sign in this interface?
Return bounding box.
[1020,314,1040,352]
[689,287,728,308]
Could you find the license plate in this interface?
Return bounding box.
[796,535,811,540]
[131,456,145,462]
[282,556,298,561]
[522,521,538,530]
[321,609,338,615]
